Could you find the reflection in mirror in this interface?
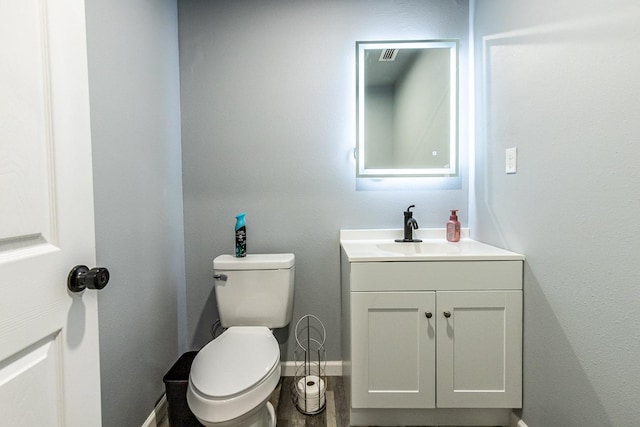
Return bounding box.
[356,40,458,177]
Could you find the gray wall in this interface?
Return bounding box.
[85,0,186,426]
[79,1,640,424]
[473,0,640,425]
[365,86,394,168]
[178,0,470,359]
[394,49,451,168]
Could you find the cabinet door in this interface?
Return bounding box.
[436,291,522,408]
[351,292,436,408]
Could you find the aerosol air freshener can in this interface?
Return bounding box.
[235,212,246,257]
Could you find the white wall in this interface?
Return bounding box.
[178,0,470,358]
[85,0,186,426]
[473,0,640,425]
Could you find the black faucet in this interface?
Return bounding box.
[395,205,422,242]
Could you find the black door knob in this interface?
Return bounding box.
[68,265,110,293]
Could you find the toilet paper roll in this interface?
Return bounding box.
[296,375,326,413]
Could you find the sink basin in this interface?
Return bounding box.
[339,229,525,262]
[376,242,461,255]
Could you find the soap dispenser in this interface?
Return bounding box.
[446,210,460,242]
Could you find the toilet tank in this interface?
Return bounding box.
[213,254,295,328]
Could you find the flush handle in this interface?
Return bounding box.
[213,274,227,281]
[68,265,110,293]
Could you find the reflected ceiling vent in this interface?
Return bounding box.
[379,48,399,62]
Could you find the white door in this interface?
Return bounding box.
[436,291,523,408]
[351,291,436,409]
[0,0,102,426]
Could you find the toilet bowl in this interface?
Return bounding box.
[187,253,295,427]
[187,327,280,426]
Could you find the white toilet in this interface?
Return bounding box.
[187,253,295,427]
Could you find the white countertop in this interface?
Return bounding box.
[340,229,525,262]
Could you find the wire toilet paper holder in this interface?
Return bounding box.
[292,314,327,415]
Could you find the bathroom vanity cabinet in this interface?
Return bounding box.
[340,230,524,426]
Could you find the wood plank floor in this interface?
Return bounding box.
[162,376,499,427]
[272,376,350,427]
[271,377,500,427]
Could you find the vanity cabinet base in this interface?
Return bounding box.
[339,232,525,427]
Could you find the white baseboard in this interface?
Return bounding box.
[281,360,343,376]
[142,394,168,427]
[510,412,528,427]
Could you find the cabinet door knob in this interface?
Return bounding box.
[425,311,432,319]
[443,311,451,318]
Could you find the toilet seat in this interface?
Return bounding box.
[187,326,281,424]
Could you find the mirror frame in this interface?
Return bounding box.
[356,39,459,178]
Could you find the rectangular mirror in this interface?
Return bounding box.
[356,40,458,178]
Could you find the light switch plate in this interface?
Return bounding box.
[506,147,517,174]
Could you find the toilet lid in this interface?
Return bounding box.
[213,253,294,270]
[190,327,279,398]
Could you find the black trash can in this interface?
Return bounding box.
[163,351,203,426]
